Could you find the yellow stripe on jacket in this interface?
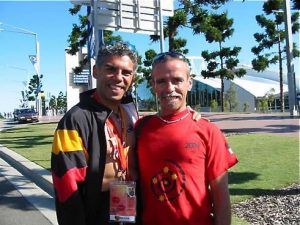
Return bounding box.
[52,129,88,159]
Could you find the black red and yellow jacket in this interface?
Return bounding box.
[51,89,138,225]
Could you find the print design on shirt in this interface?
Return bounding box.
[150,159,186,202]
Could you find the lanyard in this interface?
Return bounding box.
[92,91,129,174]
[106,106,129,172]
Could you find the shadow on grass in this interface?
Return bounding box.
[0,122,57,148]
[0,135,54,149]
[230,186,299,197]
[229,172,299,197]
[1,127,33,134]
[229,171,259,184]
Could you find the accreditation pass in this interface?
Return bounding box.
[109,181,136,223]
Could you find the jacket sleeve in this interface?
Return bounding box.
[51,116,89,225]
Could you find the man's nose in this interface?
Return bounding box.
[165,81,175,92]
[113,70,123,80]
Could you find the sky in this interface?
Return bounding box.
[0,0,299,113]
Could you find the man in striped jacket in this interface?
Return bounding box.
[51,41,139,225]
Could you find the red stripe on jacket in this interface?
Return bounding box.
[52,166,87,202]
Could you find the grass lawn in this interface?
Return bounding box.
[0,122,57,169]
[0,122,299,225]
[227,133,299,203]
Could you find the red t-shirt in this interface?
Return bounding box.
[137,109,238,225]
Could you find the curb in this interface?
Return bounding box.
[0,144,54,197]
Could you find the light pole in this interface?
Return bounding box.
[283,0,298,116]
[0,22,42,114]
[273,7,298,116]
[0,22,39,58]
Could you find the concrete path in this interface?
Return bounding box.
[0,152,57,225]
[0,118,57,225]
[202,112,299,138]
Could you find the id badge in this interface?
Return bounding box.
[109,181,136,223]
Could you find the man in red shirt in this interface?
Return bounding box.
[136,52,238,225]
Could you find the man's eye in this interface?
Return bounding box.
[173,78,184,84]
[106,65,116,72]
[123,71,133,77]
[156,79,165,84]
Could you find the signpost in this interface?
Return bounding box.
[70,0,174,89]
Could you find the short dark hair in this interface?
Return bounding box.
[96,41,138,71]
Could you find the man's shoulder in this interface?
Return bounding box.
[134,114,157,140]
[57,105,93,129]
[62,105,87,120]
[194,117,222,132]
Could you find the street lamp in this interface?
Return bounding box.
[283,0,298,116]
[0,22,40,76]
[0,22,42,114]
[272,6,298,116]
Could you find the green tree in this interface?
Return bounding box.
[150,7,189,53]
[190,11,246,112]
[20,89,29,108]
[140,0,232,96]
[147,0,231,59]
[243,102,250,112]
[139,49,157,87]
[57,91,67,113]
[27,74,43,101]
[210,99,219,112]
[265,88,276,111]
[224,83,239,112]
[67,5,122,74]
[224,100,229,112]
[251,0,299,112]
[49,92,67,114]
[49,95,57,112]
[258,97,269,113]
[142,5,192,89]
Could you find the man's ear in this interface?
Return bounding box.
[92,65,98,79]
[188,77,193,91]
[150,77,156,90]
[126,73,136,91]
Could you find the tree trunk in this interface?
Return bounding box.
[168,30,175,52]
[219,41,225,112]
[278,38,284,112]
[221,77,224,112]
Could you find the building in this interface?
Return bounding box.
[65,48,89,110]
[65,50,297,113]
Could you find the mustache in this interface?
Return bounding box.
[161,93,181,98]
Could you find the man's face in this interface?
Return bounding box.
[93,55,135,108]
[151,59,192,116]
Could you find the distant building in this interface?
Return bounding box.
[135,66,293,112]
[65,50,297,112]
[189,66,291,112]
[65,48,89,110]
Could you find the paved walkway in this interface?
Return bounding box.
[202,112,299,138]
[0,118,57,225]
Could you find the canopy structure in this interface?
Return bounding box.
[192,66,291,98]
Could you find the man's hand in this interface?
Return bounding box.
[187,106,202,121]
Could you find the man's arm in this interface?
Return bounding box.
[51,125,88,225]
[209,172,231,225]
